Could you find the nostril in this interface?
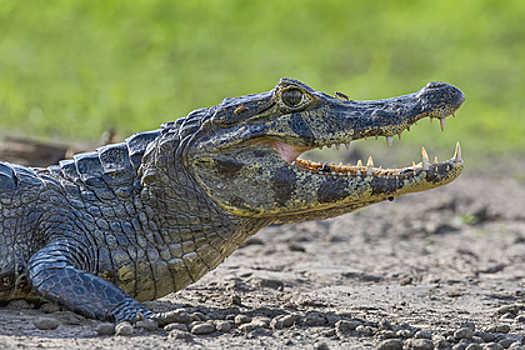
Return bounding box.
[425,81,447,89]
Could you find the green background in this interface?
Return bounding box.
[1,0,524,157]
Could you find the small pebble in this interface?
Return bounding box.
[313,341,330,350]
[95,323,115,336]
[164,323,188,332]
[39,303,61,313]
[322,329,336,337]
[136,319,157,331]
[452,343,468,350]
[191,323,215,335]
[168,329,194,342]
[115,321,134,336]
[495,305,522,316]
[508,343,525,350]
[34,317,59,330]
[377,339,404,350]
[214,320,232,332]
[234,314,252,325]
[406,338,435,350]
[455,328,474,340]
[379,319,394,331]
[476,332,496,343]
[483,342,504,350]
[515,315,525,323]
[397,329,413,338]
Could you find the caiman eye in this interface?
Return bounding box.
[282,88,304,107]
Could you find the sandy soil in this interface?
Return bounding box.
[1,151,525,349]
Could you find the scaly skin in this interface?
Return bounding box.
[0,79,465,322]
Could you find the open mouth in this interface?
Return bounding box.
[272,117,463,180]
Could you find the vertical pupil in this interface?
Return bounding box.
[283,89,302,106]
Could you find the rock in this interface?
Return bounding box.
[465,344,482,350]
[136,319,157,331]
[415,331,433,339]
[95,323,115,336]
[355,325,376,336]
[270,314,300,330]
[313,341,330,350]
[378,339,404,350]
[302,312,327,327]
[164,323,188,332]
[406,338,435,350]
[485,325,511,334]
[191,323,215,335]
[214,320,232,332]
[476,332,496,342]
[168,329,194,342]
[115,321,134,336]
[508,343,525,350]
[455,327,474,340]
[379,319,394,331]
[6,300,32,310]
[335,320,360,333]
[498,338,515,348]
[34,317,59,330]
[482,342,504,350]
[234,314,252,325]
[432,335,451,349]
[39,303,61,313]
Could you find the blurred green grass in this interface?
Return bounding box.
[1,0,524,156]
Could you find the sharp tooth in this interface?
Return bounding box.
[407,126,411,132]
[291,161,296,166]
[434,156,438,164]
[439,117,446,132]
[367,156,374,167]
[319,145,324,150]
[454,142,462,162]
[357,159,363,166]
[335,143,340,150]
[375,135,379,140]
[430,117,433,124]
[344,142,351,150]
[366,166,372,175]
[452,112,456,118]
[356,169,362,175]
[398,133,402,141]
[412,161,416,167]
[446,165,450,171]
[327,144,332,149]
[386,136,393,147]
[331,171,337,176]
[421,147,430,170]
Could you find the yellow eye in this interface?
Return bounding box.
[282,88,303,107]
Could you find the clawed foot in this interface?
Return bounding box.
[147,308,192,327]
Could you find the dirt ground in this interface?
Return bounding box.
[1,144,525,349]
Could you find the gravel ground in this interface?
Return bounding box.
[1,154,525,349]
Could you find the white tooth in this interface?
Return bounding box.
[319,145,324,150]
[452,112,456,118]
[395,176,399,180]
[357,159,363,166]
[398,133,402,141]
[386,136,393,147]
[367,156,374,167]
[356,170,362,175]
[446,165,450,171]
[454,142,462,162]
[344,142,351,150]
[434,156,438,164]
[366,167,372,175]
[430,117,433,124]
[439,117,446,132]
[421,147,430,170]
[375,135,379,140]
[291,161,296,166]
[331,171,337,175]
[335,143,340,150]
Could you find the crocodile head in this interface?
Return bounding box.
[163,79,465,223]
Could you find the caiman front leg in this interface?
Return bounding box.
[27,238,183,324]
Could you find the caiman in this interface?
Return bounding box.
[0,79,465,323]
